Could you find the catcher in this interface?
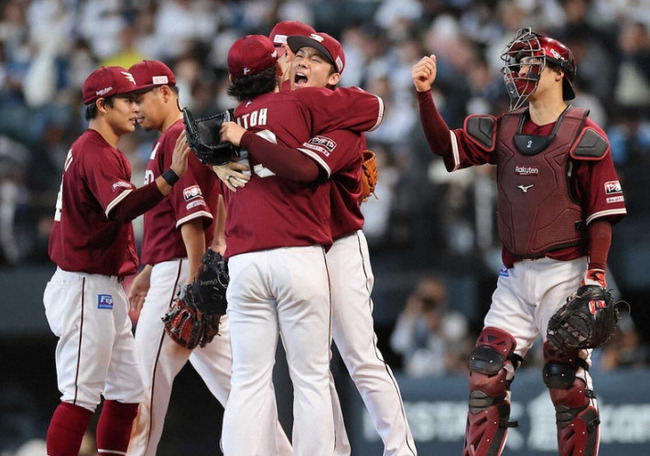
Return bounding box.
[412,27,627,456]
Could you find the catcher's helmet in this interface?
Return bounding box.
[501,27,576,110]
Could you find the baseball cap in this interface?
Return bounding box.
[82,66,138,104]
[128,60,176,91]
[228,35,279,79]
[270,20,316,56]
[287,32,345,74]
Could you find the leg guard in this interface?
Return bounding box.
[543,342,600,456]
[463,327,520,456]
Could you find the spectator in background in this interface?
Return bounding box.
[593,314,650,372]
[390,274,472,378]
[614,20,650,108]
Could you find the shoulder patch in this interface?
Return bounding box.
[464,115,496,151]
[570,128,609,161]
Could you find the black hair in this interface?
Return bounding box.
[85,96,116,121]
[227,65,279,102]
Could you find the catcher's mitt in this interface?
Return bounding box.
[360,149,378,203]
[182,107,239,166]
[162,284,222,350]
[547,285,626,352]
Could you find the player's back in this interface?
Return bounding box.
[223,91,331,258]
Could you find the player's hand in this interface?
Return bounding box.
[412,55,437,92]
[170,130,191,178]
[213,161,250,192]
[129,265,152,314]
[220,121,246,147]
[581,268,607,288]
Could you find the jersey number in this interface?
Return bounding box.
[249,129,277,178]
[53,149,74,222]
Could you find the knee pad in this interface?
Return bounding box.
[468,327,519,401]
[463,327,519,456]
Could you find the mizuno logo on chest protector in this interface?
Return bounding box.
[517,184,534,193]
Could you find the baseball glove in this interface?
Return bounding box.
[547,285,625,352]
[192,248,229,316]
[162,284,222,350]
[182,107,239,166]
[360,149,378,203]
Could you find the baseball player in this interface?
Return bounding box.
[269,20,316,80]
[218,35,384,456]
[123,60,292,456]
[411,27,627,456]
[43,66,190,456]
[219,32,417,456]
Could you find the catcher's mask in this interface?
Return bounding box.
[500,27,576,111]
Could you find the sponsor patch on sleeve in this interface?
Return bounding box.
[112,180,133,191]
[303,135,337,157]
[183,185,203,201]
[186,200,207,210]
[604,180,622,194]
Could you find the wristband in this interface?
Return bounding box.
[162,169,179,186]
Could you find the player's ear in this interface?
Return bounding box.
[327,72,341,87]
[96,98,108,113]
[275,61,283,78]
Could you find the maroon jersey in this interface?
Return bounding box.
[416,91,627,267]
[49,129,140,276]
[224,87,383,258]
[298,130,365,239]
[140,120,218,265]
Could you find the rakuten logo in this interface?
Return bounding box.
[515,165,539,175]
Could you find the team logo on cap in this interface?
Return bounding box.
[122,71,136,85]
[96,87,113,97]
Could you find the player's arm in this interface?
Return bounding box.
[110,132,192,222]
[209,194,227,255]
[220,122,321,183]
[129,264,152,314]
[293,86,385,134]
[583,220,611,286]
[411,55,455,162]
[181,218,206,283]
[412,55,494,171]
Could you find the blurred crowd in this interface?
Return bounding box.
[1,0,650,371]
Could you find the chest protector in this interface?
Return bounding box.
[470,107,590,257]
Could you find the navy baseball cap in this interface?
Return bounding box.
[82,66,138,104]
[228,35,279,78]
[287,32,345,74]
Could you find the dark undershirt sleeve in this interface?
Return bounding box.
[415,89,453,157]
[241,131,321,183]
[586,219,612,270]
